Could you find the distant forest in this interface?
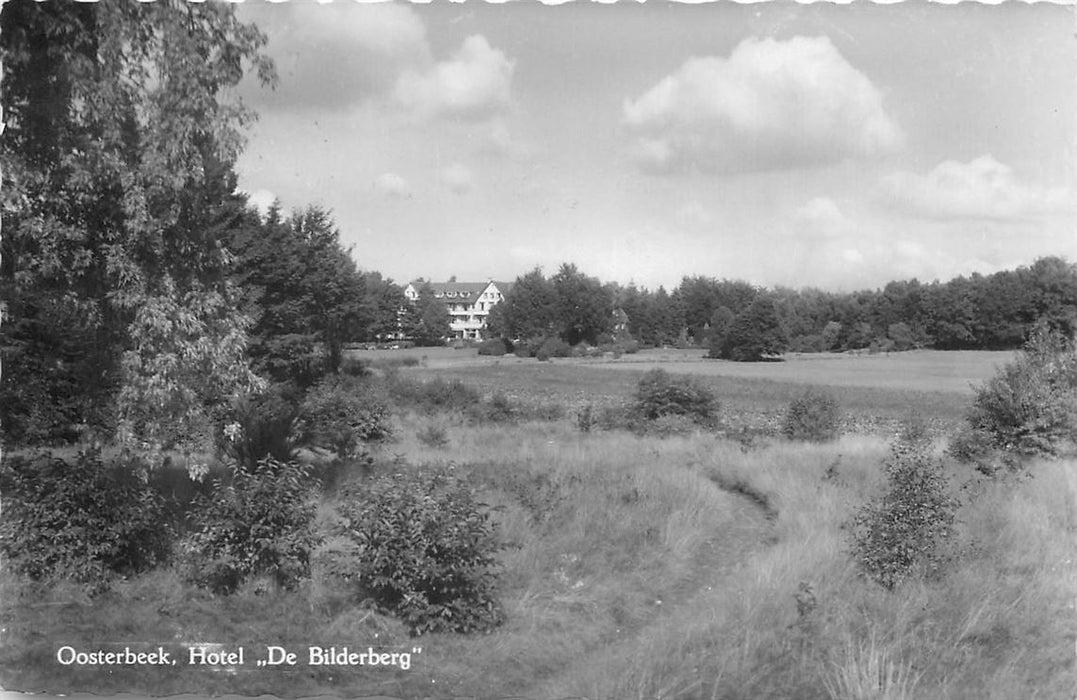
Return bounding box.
[487,256,1077,356]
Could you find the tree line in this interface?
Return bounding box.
[487,257,1077,361]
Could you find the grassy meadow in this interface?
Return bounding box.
[1,350,1073,699]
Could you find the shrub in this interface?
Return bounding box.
[388,375,482,415]
[298,376,393,460]
[471,392,518,423]
[221,383,302,468]
[536,336,571,361]
[327,467,504,635]
[782,388,841,442]
[958,326,1077,462]
[576,403,596,432]
[181,458,319,595]
[631,368,719,427]
[477,338,510,356]
[416,422,449,448]
[849,431,959,589]
[0,449,171,587]
[513,339,537,358]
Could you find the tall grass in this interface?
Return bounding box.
[3,401,1072,699]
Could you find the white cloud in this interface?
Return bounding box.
[441,163,474,194]
[622,36,902,174]
[373,172,410,199]
[395,35,515,121]
[882,155,1077,221]
[240,3,431,111]
[794,197,852,239]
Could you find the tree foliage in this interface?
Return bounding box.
[401,281,451,346]
[224,205,379,385]
[1,1,274,455]
[710,297,788,361]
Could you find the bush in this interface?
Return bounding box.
[536,336,571,361]
[222,384,302,469]
[849,431,959,590]
[298,376,393,460]
[631,368,719,427]
[181,458,319,595]
[782,388,841,442]
[477,338,510,356]
[576,403,596,432]
[326,467,504,635]
[388,375,482,415]
[959,326,1077,461]
[0,449,171,587]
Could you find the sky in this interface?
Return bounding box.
[232,0,1077,292]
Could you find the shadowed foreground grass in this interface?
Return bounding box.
[1,414,1072,698]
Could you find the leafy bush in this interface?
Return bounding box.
[782,388,841,442]
[221,384,302,468]
[181,458,319,595]
[536,336,571,361]
[477,338,511,356]
[850,431,958,590]
[958,326,1077,462]
[326,467,504,635]
[298,376,393,460]
[0,450,171,587]
[388,375,482,415]
[631,369,719,427]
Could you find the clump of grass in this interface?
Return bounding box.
[416,422,449,448]
[824,632,922,700]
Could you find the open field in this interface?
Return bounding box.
[363,348,1014,434]
[2,349,1073,699]
[349,347,1015,396]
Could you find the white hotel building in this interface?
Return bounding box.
[402,280,514,341]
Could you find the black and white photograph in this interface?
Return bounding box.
[1,0,1075,698]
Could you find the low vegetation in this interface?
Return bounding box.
[180,458,320,595]
[0,449,171,587]
[323,466,504,636]
[850,425,960,589]
[952,326,1077,470]
[783,387,842,442]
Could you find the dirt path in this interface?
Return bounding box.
[527,479,776,697]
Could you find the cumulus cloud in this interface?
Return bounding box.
[794,197,853,239]
[240,3,431,111]
[881,155,1077,221]
[441,163,474,194]
[394,35,515,121]
[622,36,902,174]
[373,172,410,199]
